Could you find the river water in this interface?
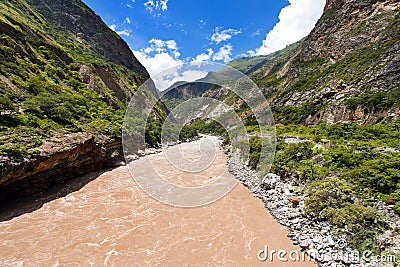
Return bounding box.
[0,136,314,266]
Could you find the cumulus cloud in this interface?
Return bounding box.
[255,0,326,55]
[108,24,131,36]
[211,27,241,44]
[191,48,214,64]
[133,38,181,76]
[133,38,234,90]
[213,45,233,63]
[133,38,187,90]
[144,0,170,14]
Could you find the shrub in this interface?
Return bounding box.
[248,136,262,169]
[305,177,354,217]
[179,124,197,141]
[0,142,28,160]
[0,95,14,110]
[394,202,400,215]
[272,141,314,179]
[325,202,376,229]
[351,153,400,194]
[351,229,380,255]
[305,177,379,232]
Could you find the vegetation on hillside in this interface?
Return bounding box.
[244,121,400,252]
[0,0,166,162]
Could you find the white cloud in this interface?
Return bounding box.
[133,38,183,90]
[211,27,241,44]
[125,0,135,8]
[133,38,236,90]
[108,24,131,36]
[252,29,261,36]
[199,19,206,29]
[213,45,233,63]
[161,70,208,90]
[255,0,326,55]
[144,38,180,57]
[191,48,214,64]
[133,39,218,90]
[144,0,169,14]
[135,51,183,90]
[160,0,169,11]
[124,17,131,24]
[116,29,131,36]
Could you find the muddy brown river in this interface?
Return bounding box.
[0,136,315,266]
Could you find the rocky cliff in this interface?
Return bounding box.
[300,0,399,62]
[27,0,149,81]
[228,0,400,125]
[0,0,165,200]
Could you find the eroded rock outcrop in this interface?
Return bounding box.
[0,133,123,200]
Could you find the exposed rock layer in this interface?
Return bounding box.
[0,133,123,200]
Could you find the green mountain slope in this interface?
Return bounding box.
[245,0,399,125]
[0,0,165,199]
[229,40,302,77]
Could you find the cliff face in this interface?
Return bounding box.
[0,133,122,200]
[283,0,400,124]
[0,0,163,200]
[27,0,150,83]
[301,0,399,62]
[225,0,400,125]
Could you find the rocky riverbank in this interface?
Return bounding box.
[226,149,397,267]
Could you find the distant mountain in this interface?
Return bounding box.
[229,40,302,76]
[0,0,166,199]
[162,74,220,111]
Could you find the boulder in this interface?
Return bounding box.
[288,196,301,206]
[261,173,281,189]
[299,240,311,250]
[137,149,146,156]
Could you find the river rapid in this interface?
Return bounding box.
[0,136,315,266]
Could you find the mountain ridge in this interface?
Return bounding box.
[0,0,166,200]
[27,0,150,81]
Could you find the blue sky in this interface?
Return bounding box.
[82,0,326,90]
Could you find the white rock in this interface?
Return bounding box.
[328,236,335,247]
[261,173,281,189]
